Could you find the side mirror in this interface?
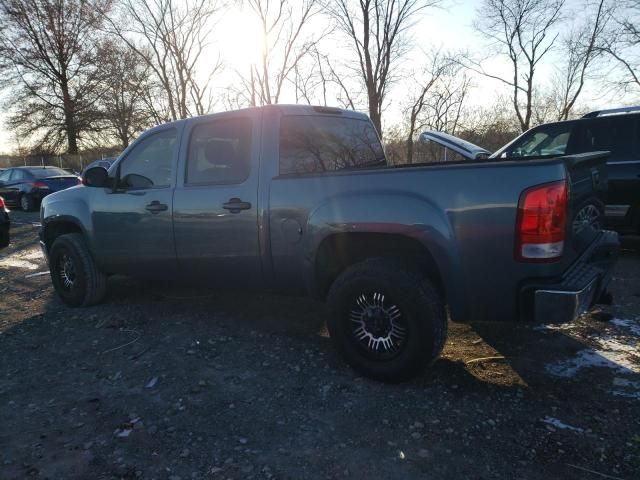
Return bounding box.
[83,166,110,188]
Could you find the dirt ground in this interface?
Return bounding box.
[1,211,639,480]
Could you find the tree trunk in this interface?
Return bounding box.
[61,79,79,154]
[368,92,382,137]
[406,135,414,164]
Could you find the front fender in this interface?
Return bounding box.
[40,189,93,250]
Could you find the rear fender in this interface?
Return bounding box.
[306,191,466,321]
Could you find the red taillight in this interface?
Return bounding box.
[33,181,49,189]
[515,180,568,262]
[0,196,5,209]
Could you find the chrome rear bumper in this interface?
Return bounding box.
[534,278,599,323]
[525,230,619,323]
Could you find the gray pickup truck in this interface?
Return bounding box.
[39,105,618,381]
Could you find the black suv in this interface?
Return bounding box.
[492,107,640,234]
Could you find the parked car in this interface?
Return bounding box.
[0,196,9,248]
[0,166,81,211]
[39,105,618,382]
[423,106,640,234]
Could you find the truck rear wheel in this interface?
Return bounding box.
[49,233,107,307]
[326,257,447,382]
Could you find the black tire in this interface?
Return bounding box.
[20,194,35,212]
[49,233,107,307]
[326,257,447,383]
[0,229,8,248]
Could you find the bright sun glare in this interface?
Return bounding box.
[216,8,265,72]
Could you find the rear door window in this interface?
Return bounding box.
[186,117,252,185]
[279,115,386,175]
[10,170,26,182]
[570,117,637,161]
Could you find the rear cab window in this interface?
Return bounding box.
[279,115,386,175]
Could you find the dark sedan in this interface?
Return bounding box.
[0,166,81,211]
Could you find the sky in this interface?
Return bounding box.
[0,0,637,154]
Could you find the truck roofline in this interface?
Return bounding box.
[154,105,369,129]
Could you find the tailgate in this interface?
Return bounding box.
[564,151,609,263]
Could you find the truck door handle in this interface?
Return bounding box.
[145,201,168,213]
[223,198,252,213]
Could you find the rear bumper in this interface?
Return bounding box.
[521,230,619,323]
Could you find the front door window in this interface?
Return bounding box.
[119,129,178,189]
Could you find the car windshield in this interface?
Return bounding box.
[29,168,69,178]
[502,124,573,158]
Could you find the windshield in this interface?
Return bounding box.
[29,167,70,178]
[499,123,573,158]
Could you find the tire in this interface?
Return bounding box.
[20,194,35,212]
[49,233,107,307]
[326,257,447,383]
[0,229,8,248]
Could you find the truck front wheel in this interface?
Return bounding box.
[326,258,447,382]
[49,233,107,307]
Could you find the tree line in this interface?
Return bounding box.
[0,0,638,164]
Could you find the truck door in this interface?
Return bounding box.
[172,113,263,287]
[91,126,179,277]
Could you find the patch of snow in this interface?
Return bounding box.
[541,416,583,432]
[610,318,640,337]
[546,348,639,377]
[612,377,640,388]
[533,322,577,332]
[609,377,640,399]
[0,248,43,271]
[544,314,640,381]
[610,390,640,399]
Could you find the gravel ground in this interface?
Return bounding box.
[1,211,639,480]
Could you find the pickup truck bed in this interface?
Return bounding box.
[269,153,616,324]
[39,105,618,381]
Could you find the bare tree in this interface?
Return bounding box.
[456,99,521,152]
[101,0,224,121]
[0,0,111,153]
[327,0,441,136]
[95,40,155,149]
[600,0,640,91]
[468,0,565,132]
[404,52,453,163]
[288,46,361,108]
[553,0,611,120]
[233,0,322,107]
[405,61,471,163]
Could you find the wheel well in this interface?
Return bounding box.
[315,233,445,300]
[44,221,82,250]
